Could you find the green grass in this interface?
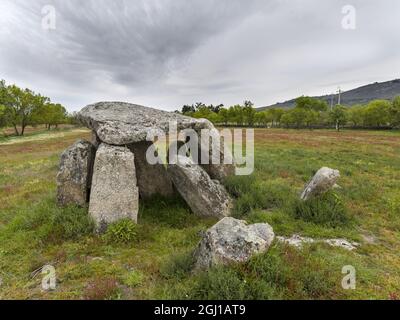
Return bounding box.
[0,128,399,299]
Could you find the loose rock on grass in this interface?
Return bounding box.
[194,217,275,270]
[277,234,359,251]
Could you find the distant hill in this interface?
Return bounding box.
[258,79,400,110]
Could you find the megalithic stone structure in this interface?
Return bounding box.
[57,102,236,232]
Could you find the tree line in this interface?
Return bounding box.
[179,96,400,130]
[0,80,75,136]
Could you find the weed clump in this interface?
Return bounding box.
[224,175,294,217]
[223,174,257,197]
[123,270,144,287]
[160,251,195,279]
[8,198,95,243]
[83,277,121,300]
[50,205,95,241]
[291,191,350,227]
[103,219,138,244]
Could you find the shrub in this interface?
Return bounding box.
[291,192,350,227]
[227,177,294,217]
[49,205,95,241]
[123,270,144,287]
[186,267,276,300]
[189,268,248,300]
[83,277,121,300]
[246,247,291,288]
[8,199,94,243]
[160,251,195,279]
[103,219,138,244]
[223,174,256,197]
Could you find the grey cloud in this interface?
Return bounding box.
[0,0,399,111]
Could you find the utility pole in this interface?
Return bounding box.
[337,86,342,105]
[336,87,342,131]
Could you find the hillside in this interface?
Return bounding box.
[259,79,400,110]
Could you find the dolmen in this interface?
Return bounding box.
[56,102,235,232]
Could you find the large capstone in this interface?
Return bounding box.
[300,167,340,200]
[89,143,139,231]
[194,217,275,270]
[77,101,210,145]
[56,139,95,207]
[128,141,174,198]
[56,102,238,231]
[167,155,232,218]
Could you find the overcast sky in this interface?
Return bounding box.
[1,0,399,112]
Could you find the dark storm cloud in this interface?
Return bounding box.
[0,0,399,111]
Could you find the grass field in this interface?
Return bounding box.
[0,127,399,299]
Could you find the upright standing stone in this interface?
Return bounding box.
[89,143,139,231]
[167,155,232,218]
[56,139,95,207]
[128,141,174,198]
[300,167,340,200]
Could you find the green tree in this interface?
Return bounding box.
[181,104,195,115]
[254,111,271,127]
[228,105,244,126]
[268,108,284,127]
[363,100,391,128]
[296,96,328,112]
[242,101,256,126]
[280,110,292,128]
[192,106,219,123]
[219,108,229,126]
[2,84,25,135]
[279,108,307,128]
[0,84,49,135]
[291,108,308,128]
[0,80,69,134]
[329,105,347,131]
[0,80,9,129]
[20,89,49,135]
[304,109,319,129]
[34,103,67,129]
[390,96,400,127]
[0,104,6,129]
[346,105,364,127]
